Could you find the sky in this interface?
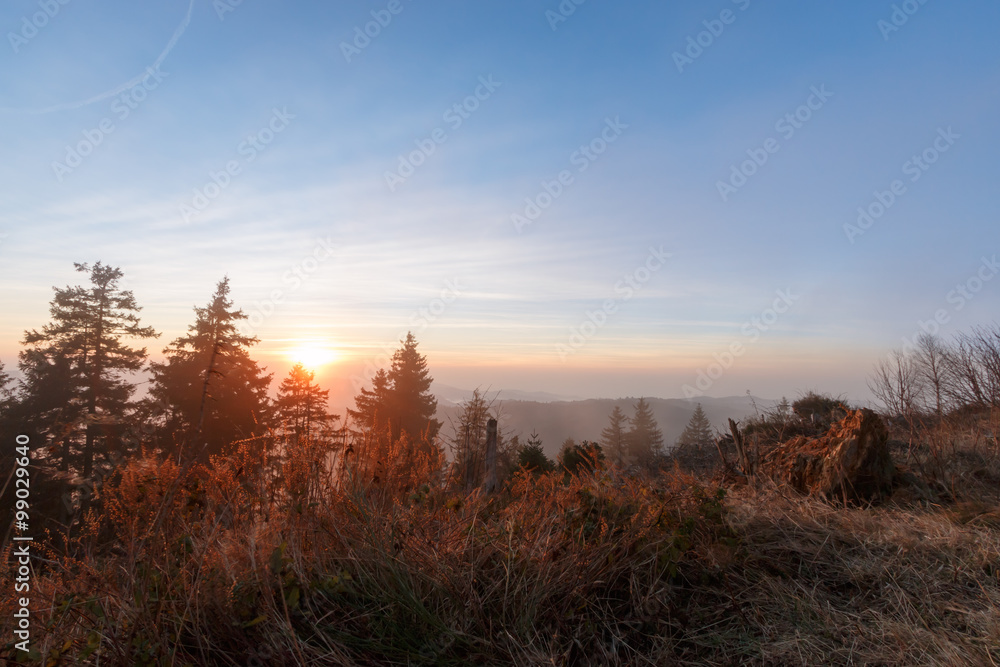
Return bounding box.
[1,0,998,410]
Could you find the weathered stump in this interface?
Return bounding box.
[760,408,893,501]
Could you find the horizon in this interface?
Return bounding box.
[2,1,998,409]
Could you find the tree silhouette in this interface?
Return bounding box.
[0,359,20,455]
[19,262,158,476]
[626,397,664,469]
[676,403,713,450]
[600,405,630,467]
[348,368,392,435]
[558,438,603,475]
[149,278,272,461]
[516,431,553,474]
[776,396,791,418]
[349,332,441,442]
[0,360,13,405]
[449,388,501,490]
[388,332,441,441]
[275,363,336,446]
[15,350,78,471]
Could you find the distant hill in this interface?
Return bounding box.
[434,391,777,459]
[433,383,583,406]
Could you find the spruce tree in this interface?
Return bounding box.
[676,403,714,450]
[149,277,272,460]
[627,397,664,469]
[449,388,497,490]
[559,438,603,474]
[15,350,78,471]
[776,396,791,417]
[516,431,553,474]
[0,359,19,443]
[600,405,630,467]
[0,359,19,452]
[275,363,336,445]
[349,332,441,442]
[388,332,441,441]
[347,368,392,434]
[0,360,12,406]
[19,262,158,476]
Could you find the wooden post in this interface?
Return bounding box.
[482,418,498,494]
[728,418,753,476]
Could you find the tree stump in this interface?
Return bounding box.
[760,408,893,501]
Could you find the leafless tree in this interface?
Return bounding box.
[868,349,923,417]
[912,334,951,416]
[947,332,991,408]
[969,325,1000,407]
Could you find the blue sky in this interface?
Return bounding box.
[1,0,998,407]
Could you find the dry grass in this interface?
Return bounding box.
[2,414,1000,665]
[724,484,1000,666]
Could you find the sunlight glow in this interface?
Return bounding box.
[286,342,340,369]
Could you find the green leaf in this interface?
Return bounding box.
[285,585,300,610]
[269,542,287,574]
[80,631,100,659]
[242,615,267,629]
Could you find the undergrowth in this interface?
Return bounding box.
[1,411,999,665]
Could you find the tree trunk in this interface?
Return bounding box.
[729,418,754,476]
[482,418,498,494]
[83,423,95,478]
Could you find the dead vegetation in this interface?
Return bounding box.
[2,407,999,665]
[759,408,894,501]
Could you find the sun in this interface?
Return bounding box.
[286,342,340,369]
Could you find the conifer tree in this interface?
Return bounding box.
[516,431,553,474]
[600,405,630,467]
[449,388,500,490]
[0,359,19,441]
[149,277,272,460]
[558,438,603,474]
[388,332,441,441]
[776,396,791,417]
[348,368,392,434]
[676,403,714,450]
[349,332,441,441]
[627,397,664,469]
[15,350,78,471]
[0,359,19,452]
[0,360,13,406]
[19,262,158,476]
[275,363,336,445]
